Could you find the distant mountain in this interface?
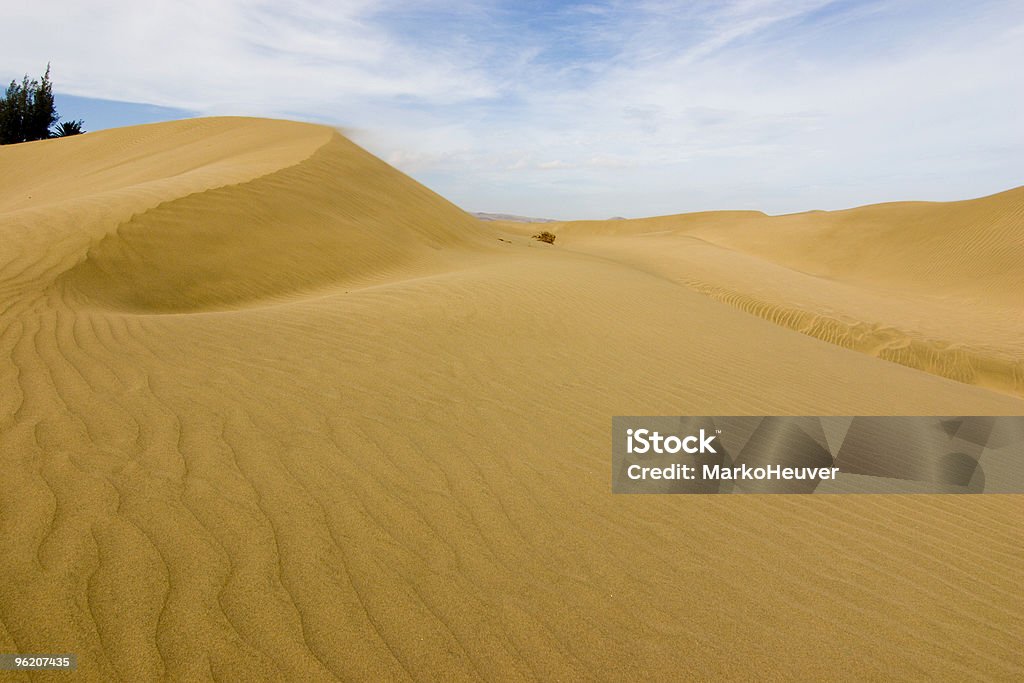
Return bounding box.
[472,212,557,223]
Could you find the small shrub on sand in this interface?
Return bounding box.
[532,231,556,244]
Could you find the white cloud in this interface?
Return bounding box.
[3,0,494,111]
[4,0,1022,218]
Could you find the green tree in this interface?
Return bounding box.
[0,65,62,144]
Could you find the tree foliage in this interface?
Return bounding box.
[53,120,85,137]
[0,65,81,144]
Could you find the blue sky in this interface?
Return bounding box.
[5,0,1023,218]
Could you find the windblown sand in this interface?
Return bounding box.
[0,118,1021,681]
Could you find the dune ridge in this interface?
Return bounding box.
[1,118,1022,681]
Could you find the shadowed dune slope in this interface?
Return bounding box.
[38,122,484,312]
[1,118,1022,681]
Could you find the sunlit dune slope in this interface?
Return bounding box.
[555,187,1024,303]
[552,189,1024,397]
[1,118,1021,681]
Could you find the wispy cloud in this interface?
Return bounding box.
[4,0,1022,218]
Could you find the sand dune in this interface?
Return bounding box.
[1,118,1022,680]
[551,190,1024,398]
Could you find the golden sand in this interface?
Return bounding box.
[0,118,1021,680]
